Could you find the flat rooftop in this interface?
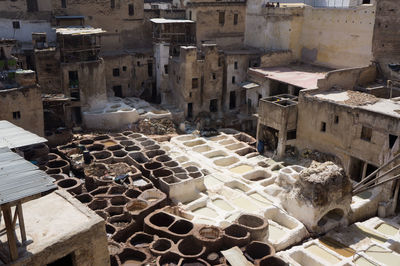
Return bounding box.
[0,190,104,264]
[313,90,400,119]
[248,64,330,90]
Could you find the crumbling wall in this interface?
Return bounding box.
[34,49,62,94]
[61,59,108,110]
[0,86,44,136]
[317,65,377,91]
[245,2,376,69]
[52,0,149,51]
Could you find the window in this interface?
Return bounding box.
[362,0,370,3]
[12,21,20,29]
[232,76,235,84]
[210,99,218,112]
[234,61,238,70]
[137,61,141,66]
[164,65,168,74]
[212,73,216,80]
[257,94,262,107]
[113,68,120,77]
[229,91,236,109]
[148,61,153,77]
[287,130,297,140]
[26,0,38,12]
[12,111,21,120]
[192,78,198,89]
[218,57,222,67]
[61,0,66,8]
[361,126,372,141]
[219,11,225,25]
[334,115,339,124]
[189,11,192,20]
[111,0,115,8]
[68,71,79,88]
[389,134,398,149]
[233,13,238,25]
[129,4,134,16]
[320,122,326,132]
[122,66,127,71]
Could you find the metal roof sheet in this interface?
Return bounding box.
[56,27,106,36]
[150,18,194,24]
[0,121,47,149]
[0,147,56,205]
[240,81,260,89]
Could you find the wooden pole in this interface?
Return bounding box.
[1,204,18,261]
[354,152,400,189]
[17,202,26,243]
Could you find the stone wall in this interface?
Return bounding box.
[187,1,246,48]
[0,86,44,136]
[245,2,376,69]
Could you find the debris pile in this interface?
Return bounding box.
[132,118,176,135]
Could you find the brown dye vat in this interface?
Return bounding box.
[126,199,148,214]
[118,248,147,265]
[149,212,175,227]
[129,232,154,248]
[319,236,355,258]
[102,140,117,147]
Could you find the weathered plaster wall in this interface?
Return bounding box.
[245,2,376,69]
[372,0,400,80]
[317,65,377,90]
[295,92,400,174]
[168,45,223,118]
[300,5,375,68]
[61,59,108,110]
[154,43,170,101]
[187,2,246,48]
[0,19,55,45]
[0,86,44,136]
[245,2,304,57]
[103,52,153,98]
[52,0,149,51]
[34,49,62,94]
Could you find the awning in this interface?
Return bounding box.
[240,81,260,90]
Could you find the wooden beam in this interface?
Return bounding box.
[17,202,26,243]
[1,205,18,261]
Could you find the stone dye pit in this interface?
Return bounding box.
[42,130,400,265]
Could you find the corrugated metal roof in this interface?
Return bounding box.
[0,120,47,149]
[240,81,260,89]
[56,27,106,36]
[0,147,56,205]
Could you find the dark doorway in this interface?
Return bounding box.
[72,107,82,125]
[187,103,193,118]
[210,99,218,112]
[229,91,236,109]
[147,61,153,77]
[47,252,74,266]
[113,85,123,97]
[349,157,363,183]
